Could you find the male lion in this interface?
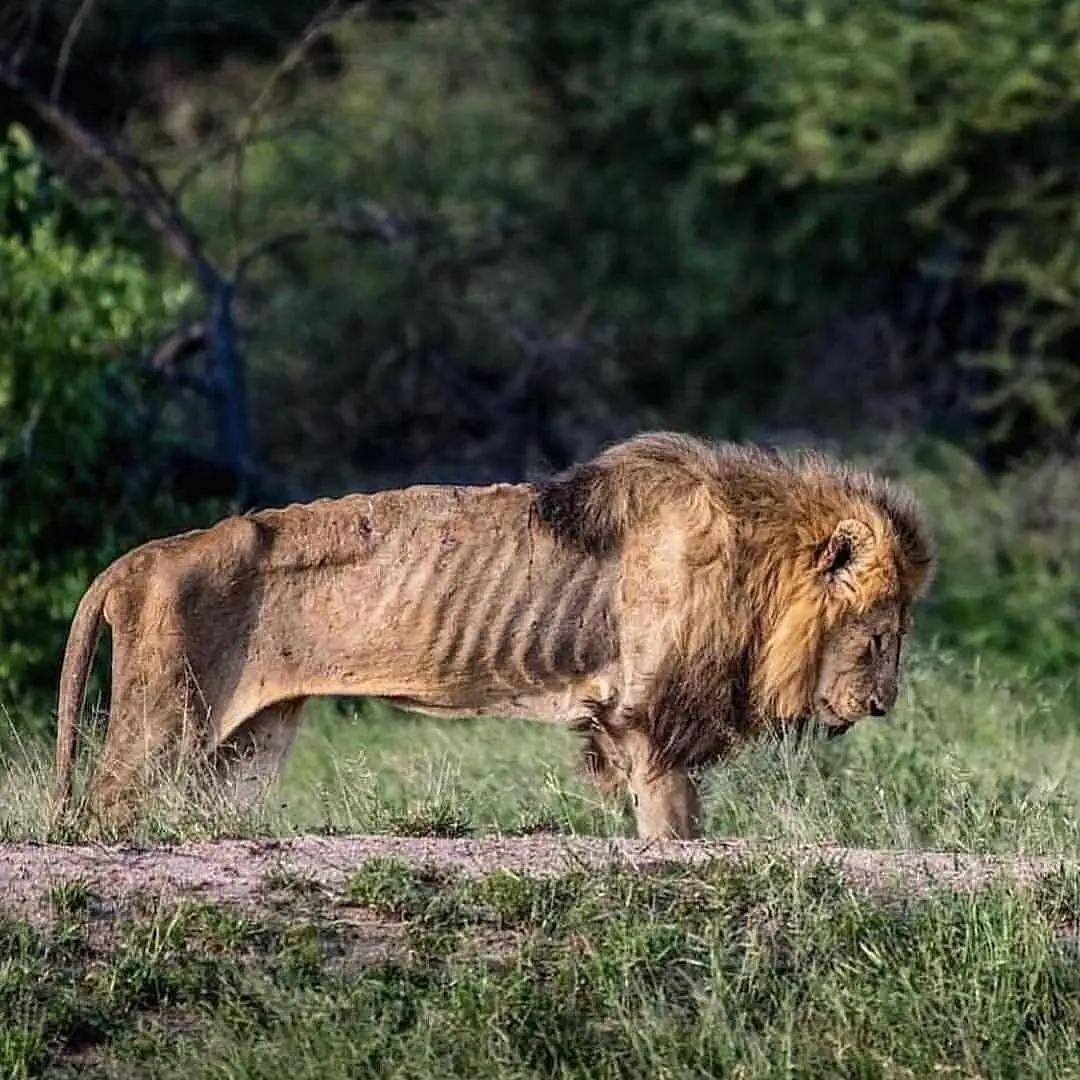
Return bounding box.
[52,431,935,840]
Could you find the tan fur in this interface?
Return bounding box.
[52,431,935,840]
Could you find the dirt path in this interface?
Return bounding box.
[1,834,1074,919]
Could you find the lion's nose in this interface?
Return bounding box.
[868,698,887,717]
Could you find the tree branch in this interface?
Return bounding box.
[50,0,98,103]
[232,206,408,284]
[228,1,350,268]
[0,59,258,505]
[147,321,207,374]
[0,59,211,280]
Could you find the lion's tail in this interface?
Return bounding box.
[52,570,110,830]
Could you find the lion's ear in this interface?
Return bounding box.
[818,518,875,588]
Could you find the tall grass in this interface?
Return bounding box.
[3,851,1079,1077]
[3,645,1078,856]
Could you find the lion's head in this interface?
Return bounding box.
[809,511,923,738]
[534,430,935,754]
[754,479,935,741]
[811,602,909,739]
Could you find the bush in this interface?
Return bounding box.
[0,123,222,726]
[513,0,1080,454]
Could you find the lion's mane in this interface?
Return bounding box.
[534,431,935,786]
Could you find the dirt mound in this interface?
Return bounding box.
[2,834,1073,920]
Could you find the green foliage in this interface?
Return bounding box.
[514,0,1080,445]
[2,861,1079,1076]
[0,124,215,721]
[701,0,1080,448]
[904,442,1080,677]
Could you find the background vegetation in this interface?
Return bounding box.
[4,5,1080,1073]
[2,0,1080,736]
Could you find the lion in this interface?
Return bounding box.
[51,430,935,840]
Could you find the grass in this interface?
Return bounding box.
[2,853,1080,1078]
[2,643,1080,1076]
[2,644,1079,854]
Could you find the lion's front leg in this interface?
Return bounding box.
[620,729,702,841]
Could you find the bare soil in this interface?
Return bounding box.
[1,833,1074,920]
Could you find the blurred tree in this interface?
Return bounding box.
[0,123,227,716]
[512,0,1080,463]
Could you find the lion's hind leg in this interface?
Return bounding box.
[83,716,165,838]
[84,697,195,839]
[210,698,306,818]
[76,627,201,836]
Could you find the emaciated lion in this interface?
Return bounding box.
[52,431,936,839]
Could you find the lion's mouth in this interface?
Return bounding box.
[813,698,857,740]
[773,713,854,746]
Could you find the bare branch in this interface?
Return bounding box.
[232,205,407,284]
[227,1,351,270]
[0,59,213,281]
[173,119,325,202]
[50,0,97,103]
[335,196,416,249]
[234,223,346,283]
[148,322,208,373]
[2,0,45,72]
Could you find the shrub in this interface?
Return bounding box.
[0,123,221,726]
[514,0,1080,454]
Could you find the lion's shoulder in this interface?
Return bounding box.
[532,431,752,557]
[532,431,933,588]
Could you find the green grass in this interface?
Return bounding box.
[3,644,1080,1076]
[3,645,1079,854]
[279,645,1080,856]
[3,854,1080,1078]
